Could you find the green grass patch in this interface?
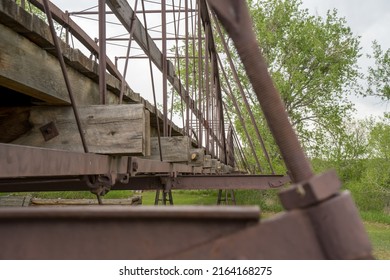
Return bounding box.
[141,190,219,205]
[360,211,390,225]
[364,221,390,260]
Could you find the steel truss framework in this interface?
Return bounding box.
[0,0,373,259]
[1,0,281,194]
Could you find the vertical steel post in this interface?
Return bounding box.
[213,13,274,173]
[205,27,210,154]
[98,0,107,104]
[162,0,168,136]
[41,0,89,154]
[119,0,139,104]
[197,0,203,148]
[191,0,196,142]
[218,55,263,172]
[65,10,69,45]
[185,0,190,136]
[207,0,314,182]
[141,0,163,161]
[210,53,215,158]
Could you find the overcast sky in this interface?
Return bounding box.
[51,0,389,119]
[301,0,390,119]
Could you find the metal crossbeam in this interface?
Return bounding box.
[0,143,288,192]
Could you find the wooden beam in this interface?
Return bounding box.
[13,104,150,155]
[28,0,122,80]
[0,23,68,104]
[0,0,185,136]
[149,136,191,162]
[0,1,140,105]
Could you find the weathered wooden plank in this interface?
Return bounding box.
[0,195,31,207]
[0,5,134,105]
[0,0,186,138]
[0,23,68,104]
[30,197,141,206]
[29,0,122,80]
[144,109,151,156]
[12,104,149,155]
[148,136,191,162]
[0,23,99,104]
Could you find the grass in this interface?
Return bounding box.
[365,222,390,260]
[141,190,220,205]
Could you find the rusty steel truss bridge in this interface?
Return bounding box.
[0,0,373,259]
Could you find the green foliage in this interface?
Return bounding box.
[366,41,390,102]
[16,0,46,21]
[223,0,362,170]
[335,116,390,213]
[234,189,283,212]
[368,114,390,159]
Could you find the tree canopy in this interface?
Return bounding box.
[220,0,362,171]
[366,41,390,102]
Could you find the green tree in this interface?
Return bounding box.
[366,41,390,102]
[357,115,390,211]
[220,0,362,171]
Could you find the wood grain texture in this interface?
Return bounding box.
[148,136,191,162]
[13,104,149,155]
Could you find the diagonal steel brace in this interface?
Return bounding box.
[206,0,373,259]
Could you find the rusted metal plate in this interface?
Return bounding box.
[0,144,204,180]
[39,121,59,141]
[0,174,289,193]
[0,206,260,259]
[306,191,373,259]
[168,210,326,259]
[168,193,373,260]
[165,174,290,190]
[0,143,128,178]
[279,170,341,210]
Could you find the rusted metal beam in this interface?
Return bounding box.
[42,0,89,153]
[107,37,204,41]
[206,0,313,183]
[163,174,290,190]
[0,192,372,259]
[0,143,206,179]
[69,9,198,15]
[0,206,260,259]
[170,192,372,260]
[98,0,107,104]
[0,143,127,178]
[0,174,289,192]
[0,143,289,192]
